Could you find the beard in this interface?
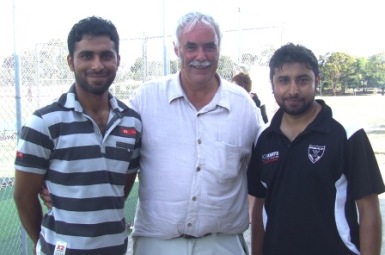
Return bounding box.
[74,73,114,95]
[278,94,315,116]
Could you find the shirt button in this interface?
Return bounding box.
[187,223,192,227]
[197,139,202,144]
[192,196,197,201]
[196,167,201,171]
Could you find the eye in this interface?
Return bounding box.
[79,52,92,60]
[297,77,310,85]
[185,43,197,51]
[277,77,289,85]
[204,43,217,51]
[101,52,116,61]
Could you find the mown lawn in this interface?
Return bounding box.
[0,182,139,255]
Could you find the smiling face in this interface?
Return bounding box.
[272,62,319,116]
[67,35,120,95]
[174,21,220,88]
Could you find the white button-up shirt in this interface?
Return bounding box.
[128,72,261,239]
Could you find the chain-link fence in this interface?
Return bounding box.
[0,27,282,254]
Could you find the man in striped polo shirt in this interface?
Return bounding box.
[14,16,142,255]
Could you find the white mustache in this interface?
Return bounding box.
[189,60,211,68]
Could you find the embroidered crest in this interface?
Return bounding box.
[308,145,325,164]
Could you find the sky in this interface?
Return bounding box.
[1,0,384,60]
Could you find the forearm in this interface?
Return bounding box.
[123,172,137,199]
[251,197,265,255]
[14,196,43,244]
[14,171,45,244]
[357,194,382,255]
[359,208,382,255]
[251,221,264,255]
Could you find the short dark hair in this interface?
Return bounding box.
[269,43,319,83]
[232,72,252,92]
[67,16,119,57]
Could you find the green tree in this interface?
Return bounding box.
[169,59,179,74]
[319,52,356,95]
[348,57,367,94]
[130,57,146,81]
[254,46,276,66]
[1,39,71,88]
[115,62,134,83]
[217,55,234,80]
[240,53,256,67]
[366,52,385,93]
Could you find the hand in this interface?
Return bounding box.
[39,185,52,209]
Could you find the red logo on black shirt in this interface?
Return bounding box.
[120,127,136,136]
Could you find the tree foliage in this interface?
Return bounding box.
[217,55,234,80]
[319,51,385,95]
[366,53,385,88]
[319,52,356,94]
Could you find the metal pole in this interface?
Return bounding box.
[13,0,27,253]
[162,0,168,75]
[238,7,241,63]
[13,0,22,134]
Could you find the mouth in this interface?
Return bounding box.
[192,65,209,70]
[189,60,211,70]
[285,98,303,107]
[87,72,107,78]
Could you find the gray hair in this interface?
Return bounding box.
[174,12,222,48]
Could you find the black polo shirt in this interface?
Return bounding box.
[248,99,385,255]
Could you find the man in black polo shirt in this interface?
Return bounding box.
[248,43,385,255]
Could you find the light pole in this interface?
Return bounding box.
[162,0,168,75]
[237,7,241,63]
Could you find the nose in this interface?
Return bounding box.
[195,46,207,60]
[91,56,104,71]
[287,80,299,95]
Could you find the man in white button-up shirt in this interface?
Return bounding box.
[128,12,263,255]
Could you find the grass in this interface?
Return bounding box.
[0,182,139,255]
[0,187,29,255]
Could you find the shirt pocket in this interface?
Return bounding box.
[114,141,134,160]
[207,141,250,182]
[103,140,134,164]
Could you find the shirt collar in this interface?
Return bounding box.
[167,72,230,111]
[267,99,332,136]
[58,84,128,114]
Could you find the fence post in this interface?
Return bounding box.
[13,0,28,253]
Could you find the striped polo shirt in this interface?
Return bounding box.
[15,85,142,255]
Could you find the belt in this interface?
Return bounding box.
[179,233,212,239]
